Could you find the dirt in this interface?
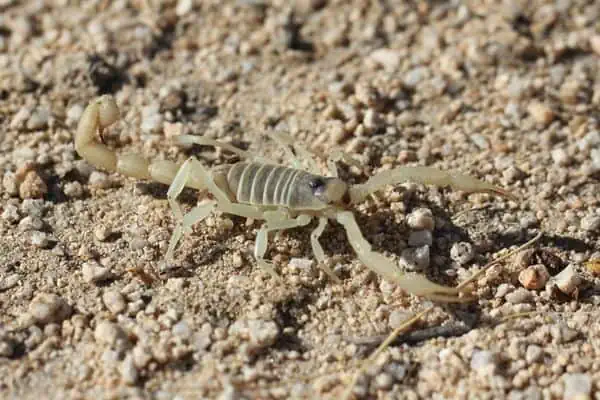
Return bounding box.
[1,1,600,399]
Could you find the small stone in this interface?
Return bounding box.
[551,148,570,166]
[470,350,497,375]
[88,171,109,188]
[173,320,192,338]
[30,231,51,248]
[505,288,533,304]
[527,101,554,126]
[20,199,44,217]
[1,204,20,223]
[132,345,152,368]
[232,252,244,269]
[403,66,429,88]
[66,104,84,127]
[102,290,127,314]
[0,274,20,290]
[26,107,50,130]
[82,260,112,283]
[94,321,128,349]
[400,246,430,270]
[518,264,550,290]
[175,0,193,16]
[19,216,43,231]
[2,173,19,196]
[141,104,162,134]
[362,109,384,134]
[29,293,71,325]
[552,264,581,297]
[288,258,313,271]
[120,354,138,384]
[408,230,432,247]
[502,166,526,183]
[369,48,401,71]
[228,319,279,354]
[563,373,591,400]
[580,215,600,232]
[19,170,47,199]
[0,340,15,357]
[354,84,382,108]
[11,107,31,130]
[375,373,393,390]
[550,323,578,344]
[406,208,435,231]
[388,310,412,329]
[590,35,600,56]
[525,345,543,364]
[450,242,475,266]
[63,181,84,198]
[94,225,112,241]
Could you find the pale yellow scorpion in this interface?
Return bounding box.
[75,95,512,302]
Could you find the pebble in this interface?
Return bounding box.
[580,215,600,232]
[375,373,393,390]
[30,231,51,248]
[450,242,475,266]
[18,216,43,231]
[562,373,591,399]
[470,350,497,375]
[102,290,127,314]
[132,345,152,368]
[94,225,112,241]
[0,340,15,357]
[29,293,71,325]
[1,204,21,223]
[590,35,600,56]
[505,288,533,304]
[175,0,193,16]
[0,273,20,290]
[408,230,432,247]
[503,166,526,183]
[26,107,50,130]
[368,48,401,71]
[362,109,384,134]
[2,172,19,196]
[19,170,47,199]
[94,321,128,349]
[525,345,543,364]
[406,208,435,231]
[228,319,279,354]
[21,199,44,217]
[66,104,84,127]
[141,104,163,134]
[63,181,84,198]
[88,171,109,187]
[10,107,31,130]
[527,102,554,126]
[288,258,313,271]
[551,148,570,166]
[552,264,582,297]
[518,264,550,290]
[400,246,430,270]
[82,260,112,283]
[172,320,192,338]
[120,354,138,384]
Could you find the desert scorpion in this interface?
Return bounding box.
[75,95,513,302]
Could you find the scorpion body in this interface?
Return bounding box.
[75,95,514,302]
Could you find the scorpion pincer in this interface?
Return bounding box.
[75,95,514,302]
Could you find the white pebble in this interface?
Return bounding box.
[470,350,497,375]
[525,345,543,363]
[120,354,138,384]
[563,373,591,399]
[2,173,19,196]
[505,288,533,304]
[375,373,393,390]
[406,208,435,231]
[82,260,111,283]
[66,104,84,127]
[176,0,193,16]
[288,258,313,271]
[1,204,20,223]
[63,181,84,198]
[0,340,14,357]
[408,230,432,247]
[527,101,554,126]
[29,293,71,325]
[18,216,43,231]
[94,321,128,349]
[580,215,600,232]
[363,109,384,133]
[551,148,570,166]
[94,225,112,241]
[368,48,401,71]
[403,66,429,88]
[30,231,51,248]
[552,264,581,296]
[172,320,192,338]
[10,107,31,129]
[133,345,152,368]
[26,107,50,130]
[102,290,127,314]
[450,242,475,265]
[518,264,550,290]
[228,319,279,354]
[88,171,109,187]
[21,199,44,217]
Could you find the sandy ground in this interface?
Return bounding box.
[1,1,600,399]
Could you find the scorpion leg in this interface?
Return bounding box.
[310,217,342,283]
[175,135,274,164]
[348,166,515,204]
[270,131,321,174]
[336,210,471,302]
[255,211,312,279]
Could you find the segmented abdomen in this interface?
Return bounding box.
[226,162,310,207]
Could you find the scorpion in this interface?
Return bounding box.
[75,95,513,302]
